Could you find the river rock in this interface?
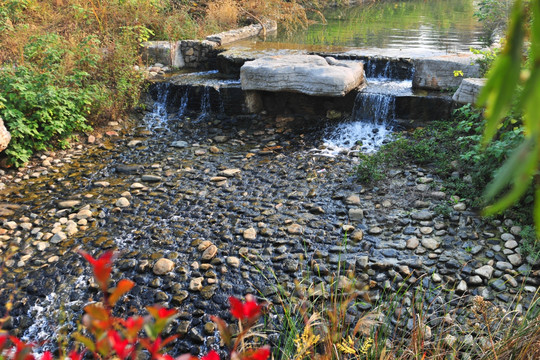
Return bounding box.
[475,265,494,279]
[58,200,81,209]
[141,174,162,182]
[201,245,218,261]
[115,197,130,207]
[153,258,175,275]
[507,254,523,266]
[240,55,365,96]
[171,141,188,148]
[411,210,434,221]
[0,118,11,152]
[413,54,480,90]
[348,208,364,221]
[421,238,440,250]
[219,169,241,177]
[243,227,257,240]
[452,78,487,104]
[50,231,67,244]
[287,223,303,234]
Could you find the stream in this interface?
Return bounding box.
[0,0,538,357]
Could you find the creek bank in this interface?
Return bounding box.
[0,96,538,355]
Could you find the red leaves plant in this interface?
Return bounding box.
[0,252,270,360]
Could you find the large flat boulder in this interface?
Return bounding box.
[240,55,365,97]
[452,78,487,104]
[413,54,480,90]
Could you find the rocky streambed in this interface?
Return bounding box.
[0,95,539,355]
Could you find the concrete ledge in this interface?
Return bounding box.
[452,78,486,104]
[413,54,481,91]
[206,20,277,45]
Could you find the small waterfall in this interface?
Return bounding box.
[319,91,396,155]
[197,87,212,121]
[144,83,170,129]
[352,92,396,123]
[177,88,190,118]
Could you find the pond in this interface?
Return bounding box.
[233,0,485,53]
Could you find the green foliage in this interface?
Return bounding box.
[520,225,540,260]
[478,0,540,238]
[0,66,93,166]
[474,0,512,43]
[470,47,499,76]
[0,34,97,166]
[356,104,533,221]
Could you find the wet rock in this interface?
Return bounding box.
[201,245,218,261]
[475,265,494,280]
[287,224,303,234]
[116,164,143,174]
[348,208,364,221]
[58,200,81,209]
[421,238,439,250]
[243,227,257,240]
[171,141,188,148]
[142,174,162,182]
[189,277,204,291]
[153,258,175,275]
[77,209,93,220]
[411,210,434,221]
[115,197,130,207]
[50,231,67,244]
[94,181,110,187]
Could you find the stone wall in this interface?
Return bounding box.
[141,21,277,70]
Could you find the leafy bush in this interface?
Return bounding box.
[0,66,94,166]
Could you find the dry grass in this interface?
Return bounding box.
[206,0,240,29]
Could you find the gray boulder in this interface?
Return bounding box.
[413,54,480,90]
[453,78,487,104]
[240,55,365,96]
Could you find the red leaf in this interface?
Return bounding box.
[68,351,84,360]
[41,351,53,360]
[157,308,177,319]
[80,250,114,290]
[242,346,270,360]
[0,334,8,350]
[229,297,244,319]
[229,296,261,320]
[108,279,134,307]
[121,316,144,341]
[202,350,220,360]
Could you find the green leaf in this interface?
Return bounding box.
[477,0,525,145]
[483,138,538,215]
